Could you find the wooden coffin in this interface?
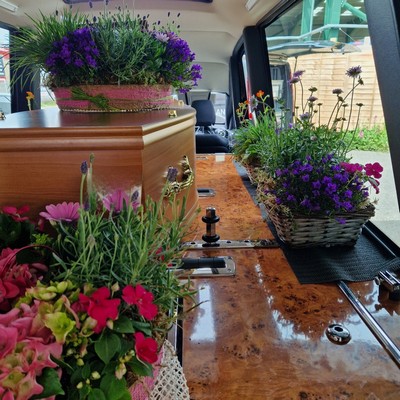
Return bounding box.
[0,107,198,218]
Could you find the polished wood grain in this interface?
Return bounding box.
[183,155,400,399]
[0,107,198,218]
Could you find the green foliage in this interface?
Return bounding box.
[344,125,389,152]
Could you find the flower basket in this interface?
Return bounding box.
[53,84,174,113]
[263,195,375,248]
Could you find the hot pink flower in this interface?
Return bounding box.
[122,284,158,320]
[364,162,383,179]
[133,332,158,364]
[78,287,121,333]
[340,162,363,174]
[39,202,80,222]
[2,205,30,222]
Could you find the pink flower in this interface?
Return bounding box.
[0,325,18,358]
[78,287,121,333]
[122,284,158,320]
[133,332,158,364]
[0,249,47,312]
[2,205,30,222]
[39,202,80,222]
[364,162,383,179]
[340,162,363,174]
[102,189,133,213]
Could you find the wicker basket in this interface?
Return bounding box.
[263,196,375,248]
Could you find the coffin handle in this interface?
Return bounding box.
[164,155,194,197]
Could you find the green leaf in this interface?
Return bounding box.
[94,330,121,364]
[88,388,107,400]
[100,375,131,400]
[126,357,153,377]
[131,320,153,336]
[31,368,65,399]
[113,315,135,333]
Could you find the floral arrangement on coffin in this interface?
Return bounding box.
[0,156,196,399]
[235,66,383,247]
[11,4,202,111]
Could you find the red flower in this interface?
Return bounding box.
[78,287,121,333]
[364,162,383,179]
[133,332,158,364]
[2,205,30,222]
[122,284,158,320]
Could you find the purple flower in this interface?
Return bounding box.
[46,26,99,75]
[293,70,305,78]
[299,112,310,120]
[288,77,300,84]
[346,65,362,78]
[308,96,318,103]
[332,88,343,95]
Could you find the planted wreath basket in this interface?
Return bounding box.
[262,193,375,248]
[53,85,174,113]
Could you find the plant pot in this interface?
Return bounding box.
[262,194,375,248]
[53,84,174,113]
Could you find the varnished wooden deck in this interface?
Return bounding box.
[182,154,400,399]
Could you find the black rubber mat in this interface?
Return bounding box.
[273,226,400,283]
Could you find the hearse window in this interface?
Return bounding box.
[0,26,11,115]
[263,0,400,246]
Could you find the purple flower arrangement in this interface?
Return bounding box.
[270,154,382,219]
[236,66,383,221]
[13,9,202,93]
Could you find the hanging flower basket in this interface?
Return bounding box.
[53,84,174,113]
[262,194,375,248]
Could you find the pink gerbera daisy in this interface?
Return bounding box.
[39,202,80,222]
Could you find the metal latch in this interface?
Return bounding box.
[182,206,278,249]
[181,239,278,249]
[197,188,215,197]
[375,270,400,301]
[171,256,236,277]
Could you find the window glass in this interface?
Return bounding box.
[0,27,10,115]
[264,0,400,245]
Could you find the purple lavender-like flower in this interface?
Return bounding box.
[293,70,305,78]
[346,65,362,78]
[81,161,88,175]
[288,77,300,84]
[308,96,318,103]
[332,88,343,95]
[299,112,310,120]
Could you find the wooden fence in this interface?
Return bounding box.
[287,43,385,130]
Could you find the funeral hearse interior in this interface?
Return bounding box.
[1,0,400,399]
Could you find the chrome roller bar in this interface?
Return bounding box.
[337,280,400,368]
